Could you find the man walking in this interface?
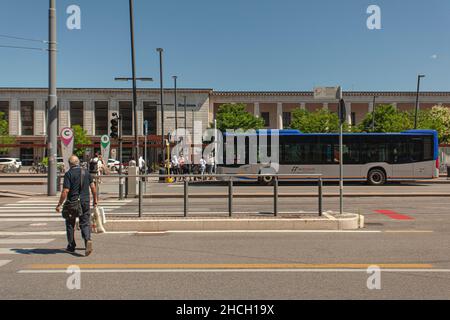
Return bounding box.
[56,155,98,256]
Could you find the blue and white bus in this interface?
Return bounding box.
[217,129,439,185]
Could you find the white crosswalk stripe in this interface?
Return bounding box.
[0,260,12,268]
[0,248,37,255]
[0,239,55,244]
[0,198,133,221]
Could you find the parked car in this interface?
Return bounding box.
[107,159,121,172]
[12,158,23,169]
[0,158,21,173]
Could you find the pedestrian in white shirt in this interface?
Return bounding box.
[200,157,207,179]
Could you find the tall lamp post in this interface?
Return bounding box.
[47,0,57,196]
[157,48,165,165]
[183,96,187,146]
[414,74,426,129]
[114,77,153,162]
[173,76,178,135]
[371,95,377,132]
[128,0,140,161]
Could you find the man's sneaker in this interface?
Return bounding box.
[65,246,76,253]
[85,240,93,257]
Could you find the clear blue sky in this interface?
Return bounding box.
[0,0,449,91]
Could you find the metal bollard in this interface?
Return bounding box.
[56,175,62,192]
[184,180,189,217]
[138,178,143,218]
[318,178,323,216]
[274,176,279,217]
[228,178,233,217]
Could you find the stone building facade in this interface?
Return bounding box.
[1,88,450,164]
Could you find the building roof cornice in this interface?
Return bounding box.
[0,87,214,94]
[211,91,450,97]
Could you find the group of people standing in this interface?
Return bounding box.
[169,153,215,181]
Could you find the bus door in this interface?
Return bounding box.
[412,137,433,178]
[391,137,413,179]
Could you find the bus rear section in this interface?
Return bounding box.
[216,129,439,185]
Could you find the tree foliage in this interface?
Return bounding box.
[290,109,346,133]
[415,106,450,143]
[72,125,92,158]
[358,104,412,133]
[0,111,15,155]
[215,103,265,131]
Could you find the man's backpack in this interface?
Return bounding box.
[62,169,85,220]
[89,159,98,173]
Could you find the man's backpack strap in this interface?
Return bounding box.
[80,168,85,198]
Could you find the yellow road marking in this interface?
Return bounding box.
[26,263,433,270]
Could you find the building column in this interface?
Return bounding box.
[277,102,283,130]
[84,100,95,136]
[300,103,306,110]
[59,100,70,133]
[137,100,144,136]
[392,102,397,110]
[323,103,329,111]
[9,98,20,136]
[346,102,352,125]
[254,102,260,117]
[35,99,46,136]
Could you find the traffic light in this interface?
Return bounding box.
[338,99,347,125]
[110,118,119,139]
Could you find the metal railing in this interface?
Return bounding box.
[92,173,324,218]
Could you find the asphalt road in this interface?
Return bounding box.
[0,188,449,300]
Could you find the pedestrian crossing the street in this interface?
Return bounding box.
[0,198,133,222]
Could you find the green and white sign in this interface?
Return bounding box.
[100,135,111,165]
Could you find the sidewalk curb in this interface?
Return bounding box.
[105,213,362,232]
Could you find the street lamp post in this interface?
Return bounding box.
[128,0,140,161]
[173,76,178,135]
[414,74,425,129]
[114,77,153,193]
[184,96,187,146]
[47,0,57,196]
[157,48,165,165]
[371,96,377,132]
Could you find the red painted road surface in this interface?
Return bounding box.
[374,210,414,221]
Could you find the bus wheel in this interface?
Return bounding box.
[367,169,386,186]
[260,175,274,186]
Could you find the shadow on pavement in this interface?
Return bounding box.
[11,248,84,257]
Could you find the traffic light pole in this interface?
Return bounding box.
[47,0,57,196]
[338,97,345,216]
[118,116,124,200]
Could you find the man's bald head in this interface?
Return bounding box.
[69,155,80,167]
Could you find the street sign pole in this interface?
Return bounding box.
[339,110,344,215]
[47,0,57,196]
[338,91,345,216]
[314,86,345,215]
[119,115,124,200]
[144,120,148,173]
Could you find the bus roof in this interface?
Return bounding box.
[223,129,438,137]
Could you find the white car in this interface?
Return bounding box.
[0,158,21,173]
[107,159,121,171]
